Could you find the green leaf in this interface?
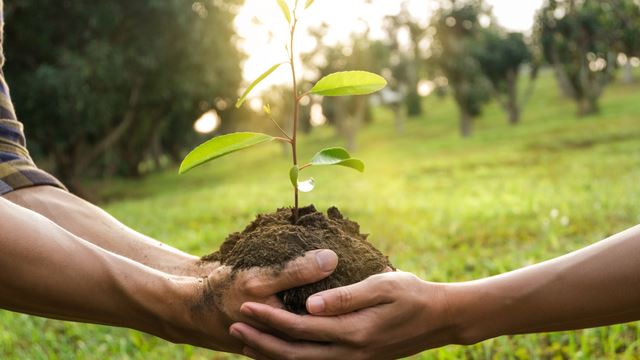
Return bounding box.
[305,0,315,9]
[236,63,285,108]
[179,132,274,174]
[289,165,299,187]
[310,71,387,97]
[289,165,315,192]
[310,147,365,172]
[276,0,291,24]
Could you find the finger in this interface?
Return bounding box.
[240,302,346,342]
[306,274,393,315]
[230,322,337,360]
[249,249,338,296]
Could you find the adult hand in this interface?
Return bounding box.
[229,271,458,360]
[181,249,339,353]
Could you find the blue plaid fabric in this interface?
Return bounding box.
[0,0,66,195]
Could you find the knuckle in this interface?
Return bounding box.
[371,275,396,294]
[287,260,313,284]
[286,318,307,335]
[242,275,268,296]
[348,329,371,347]
[336,288,353,310]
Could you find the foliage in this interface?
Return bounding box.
[180,0,386,219]
[609,0,640,57]
[382,2,428,117]
[3,70,640,359]
[474,29,535,124]
[301,25,383,148]
[4,0,243,190]
[429,0,492,137]
[609,0,640,83]
[535,0,619,116]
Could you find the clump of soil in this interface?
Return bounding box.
[203,205,393,314]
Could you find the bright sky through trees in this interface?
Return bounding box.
[234,0,543,92]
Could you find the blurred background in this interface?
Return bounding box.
[1,0,639,359]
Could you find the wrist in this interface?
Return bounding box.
[157,268,240,352]
[440,280,501,346]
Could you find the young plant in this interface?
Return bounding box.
[179,0,386,221]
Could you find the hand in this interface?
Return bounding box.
[229,272,458,360]
[175,249,339,353]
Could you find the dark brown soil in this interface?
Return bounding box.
[203,205,393,314]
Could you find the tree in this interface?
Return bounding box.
[609,0,640,83]
[535,0,617,116]
[382,2,428,117]
[429,0,492,137]
[303,26,377,151]
[4,0,243,191]
[474,29,535,125]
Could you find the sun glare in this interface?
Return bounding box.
[194,110,221,134]
[234,0,544,95]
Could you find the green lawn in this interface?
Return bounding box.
[2,70,640,359]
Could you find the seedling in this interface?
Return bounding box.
[179,0,386,221]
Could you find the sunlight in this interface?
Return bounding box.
[234,0,544,93]
[194,110,221,134]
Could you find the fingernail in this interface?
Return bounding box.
[240,303,255,316]
[315,250,337,272]
[307,296,325,314]
[229,327,243,340]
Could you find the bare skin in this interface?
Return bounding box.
[230,224,640,359]
[3,186,209,276]
[0,196,338,353]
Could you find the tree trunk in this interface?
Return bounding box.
[622,61,634,84]
[334,96,364,152]
[506,70,520,125]
[551,48,576,99]
[405,90,422,117]
[393,103,405,134]
[552,62,575,99]
[577,97,599,117]
[168,143,183,164]
[460,111,472,138]
[74,78,143,175]
[150,127,163,171]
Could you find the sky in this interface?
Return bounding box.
[233,0,544,94]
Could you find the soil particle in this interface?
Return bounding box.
[203,205,392,314]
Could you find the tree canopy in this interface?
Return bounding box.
[4,0,243,191]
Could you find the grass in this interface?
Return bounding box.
[1,69,640,359]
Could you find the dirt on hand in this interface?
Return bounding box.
[203,205,393,314]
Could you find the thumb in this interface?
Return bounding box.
[258,249,338,295]
[306,274,392,315]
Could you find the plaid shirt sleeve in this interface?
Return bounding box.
[0,0,66,195]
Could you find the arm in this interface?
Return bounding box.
[230,224,640,360]
[3,185,206,276]
[450,223,640,341]
[0,196,338,353]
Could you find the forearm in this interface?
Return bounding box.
[0,197,224,348]
[449,225,640,344]
[3,186,206,276]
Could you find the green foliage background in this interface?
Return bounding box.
[3,0,243,185]
[1,70,638,359]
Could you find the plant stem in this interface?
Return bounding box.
[269,115,292,140]
[274,137,293,144]
[289,11,301,222]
